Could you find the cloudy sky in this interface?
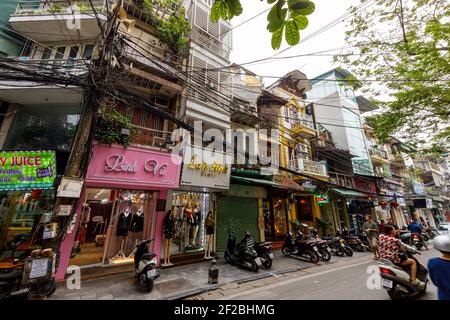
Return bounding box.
[229,0,361,86]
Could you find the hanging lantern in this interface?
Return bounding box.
[390,201,400,208]
[378,200,388,208]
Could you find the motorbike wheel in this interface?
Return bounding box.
[250,259,259,272]
[146,279,154,292]
[335,246,345,257]
[306,249,320,264]
[281,245,292,257]
[355,244,365,252]
[318,249,331,262]
[224,251,233,265]
[45,281,57,298]
[261,253,272,269]
[343,247,353,257]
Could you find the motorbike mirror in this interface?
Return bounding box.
[12,259,20,265]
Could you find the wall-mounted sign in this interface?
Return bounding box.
[315,194,329,205]
[273,174,303,191]
[57,205,72,216]
[57,177,84,198]
[86,142,181,189]
[181,146,231,190]
[426,198,433,209]
[299,180,317,193]
[0,151,56,190]
[413,181,425,195]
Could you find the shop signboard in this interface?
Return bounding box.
[413,181,425,195]
[181,146,231,190]
[298,180,317,193]
[0,150,56,190]
[426,198,433,209]
[314,194,329,205]
[86,143,182,189]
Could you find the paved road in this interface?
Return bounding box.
[207,248,439,300]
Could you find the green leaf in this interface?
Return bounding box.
[289,0,315,15]
[271,26,284,49]
[291,13,308,30]
[267,0,277,4]
[267,8,287,32]
[227,0,243,19]
[285,20,300,45]
[276,0,286,19]
[211,0,223,22]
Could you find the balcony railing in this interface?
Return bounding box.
[13,0,107,16]
[292,113,315,130]
[329,171,354,188]
[290,158,328,177]
[131,125,173,148]
[8,57,89,76]
[369,146,388,160]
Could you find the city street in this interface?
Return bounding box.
[190,248,439,300]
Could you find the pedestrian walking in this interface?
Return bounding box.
[363,215,379,260]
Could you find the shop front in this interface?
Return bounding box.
[55,142,181,280]
[0,150,57,268]
[163,146,231,264]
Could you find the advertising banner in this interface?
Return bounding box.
[0,150,56,190]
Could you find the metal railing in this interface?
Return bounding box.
[328,171,354,188]
[292,113,315,130]
[13,57,89,75]
[130,125,173,148]
[122,41,183,70]
[369,146,388,160]
[290,158,328,177]
[13,0,107,15]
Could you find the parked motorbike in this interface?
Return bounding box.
[323,237,348,257]
[337,229,366,252]
[254,241,273,269]
[348,229,371,252]
[282,231,320,264]
[0,260,29,300]
[306,230,331,262]
[133,239,159,292]
[224,230,262,271]
[378,250,428,300]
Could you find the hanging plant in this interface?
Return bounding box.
[94,108,136,147]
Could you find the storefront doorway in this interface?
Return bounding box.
[167,191,212,256]
[69,188,157,268]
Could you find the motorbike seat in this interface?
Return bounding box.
[0,271,21,281]
[141,253,156,260]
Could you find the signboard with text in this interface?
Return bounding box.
[0,151,56,190]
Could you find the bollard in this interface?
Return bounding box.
[208,259,219,284]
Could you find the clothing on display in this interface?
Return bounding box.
[163,212,175,239]
[116,210,132,236]
[205,214,215,235]
[129,210,144,233]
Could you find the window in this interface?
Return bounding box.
[53,46,66,68]
[83,44,94,59]
[40,47,52,66]
[67,46,79,67]
[152,115,163,137]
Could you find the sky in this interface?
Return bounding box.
[229,0,361,87]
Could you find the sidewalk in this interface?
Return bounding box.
[49,251,370,300]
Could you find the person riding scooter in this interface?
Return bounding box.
[428,235,450,300]
[408,220,428,250]
[379,225,425,288]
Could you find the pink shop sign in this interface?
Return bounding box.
[85,143,181,189]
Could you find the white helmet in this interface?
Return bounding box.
[433,235,450,253]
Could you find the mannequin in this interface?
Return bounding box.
[191,203,202,246]
[113,207,131,259]
[128,206,144,257]
[183,205,193,249]
[204,210,215,259]
[162,209,175,266]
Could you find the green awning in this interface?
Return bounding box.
[231,175,277,187]
[331,188,368,198]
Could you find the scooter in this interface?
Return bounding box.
[378,250,428,300]
[224,230,262,271]
[339,229,366,252]
[410,233,427,250]
[0,260,29,300]
[323,237,349,257]
[133,239,159,292]
[282,231,320,264]
[305,230,331,262]
[254,241,273,269]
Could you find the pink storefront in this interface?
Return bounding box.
[55,142,181,281]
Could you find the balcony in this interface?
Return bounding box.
[9,1,107,42]
[328,171,354,188]
[290,113,316,138]
[187,0,232,61]
[130,126,173,149]
[290,158,328,179]
[0,57,85,104]
[369,146,389,164]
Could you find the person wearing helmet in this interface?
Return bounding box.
[428,235,450,300]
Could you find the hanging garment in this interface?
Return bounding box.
[163,213,175,239]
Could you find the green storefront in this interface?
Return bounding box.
[216,181,268,253]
